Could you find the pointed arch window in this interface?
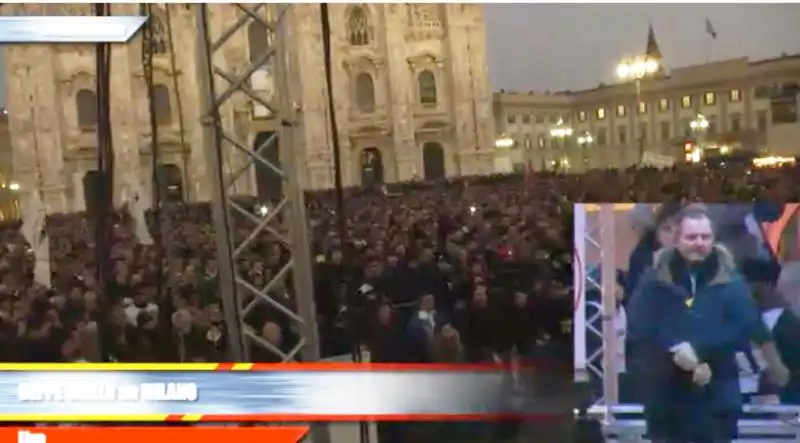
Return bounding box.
[418,70,437,105]
[347,7,372,46]
[248,20,269,63]
[76,89,97,128]
[152,84,172,125]
[355,72,376,113]
[148,11,169,55]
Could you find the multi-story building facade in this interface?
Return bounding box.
[3,4,495,215]
[494,53,800,172]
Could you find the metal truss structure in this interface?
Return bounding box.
[573,204,618,406]
[194,5,329,442]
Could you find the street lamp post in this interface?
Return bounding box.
[688,113,709,163]
[549,119,573,172]
[494,135,515,150]
[690,113,709,141]
[616,57,659,164]
[577,133,594,170]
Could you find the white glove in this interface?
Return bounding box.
[671,342,699,371]
[692,363,712,386]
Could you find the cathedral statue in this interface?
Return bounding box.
[3,4,495,213]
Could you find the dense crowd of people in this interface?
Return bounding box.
[0,159,797,441]
[0,172,573,366]
[0,161,796,373]
[1,161,799,369]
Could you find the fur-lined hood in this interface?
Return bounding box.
[651,243,738,287]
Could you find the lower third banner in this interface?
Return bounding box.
[10,427,307,443]
[1,363,527,421]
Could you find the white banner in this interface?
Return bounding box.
[640,151,675,169]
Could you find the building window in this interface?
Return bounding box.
[417,70,437,104]
[354,72,376,113]
[535,115,545,124]
[616,105,626,118]
[521,114,531,124]
[681,95,692,109]
[638,122,648,142]
[596,107,606,120]
[757,110,768,132]
[537,135,545,148]
[525,136,532,149]
[706,116,717,135]
[637,102,647,114]
[659,121,671,140]
[549,115,558,123]
[578,111,587,122]
[152,84,172,125]
[248,21,269,63]
[730,114,741,132]
[658,98,670,112]
[596,128,607,147]
[754,85,771,99]
[506,114,516,124]
[681,118,691,137]
[76,89,98,128]
[729,89,741,102]
[703,92,716,106]
[148,12,169,55]
[347,7,372,46]
[617,125,627,145]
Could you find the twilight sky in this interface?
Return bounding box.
[1,4,798,103]
[485,3,800,91]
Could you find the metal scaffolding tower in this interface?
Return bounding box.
[573,204,618,406]
[194,5,328,442]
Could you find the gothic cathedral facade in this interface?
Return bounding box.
[4,4,494,213]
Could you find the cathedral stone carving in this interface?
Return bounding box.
[408,4,441,28]
[406,4,443,41]
[146,10,171,56]
[8,4,79,15]
[4,4,494,205]
[346,6,373,47]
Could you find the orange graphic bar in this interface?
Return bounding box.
[6,426,308,443]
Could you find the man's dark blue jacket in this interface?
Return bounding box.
[627,245,763,441]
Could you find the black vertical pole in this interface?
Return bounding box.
[320,5,369,443]
[140,3,172,359]
[93,3,117,361]
[320,3,351,341]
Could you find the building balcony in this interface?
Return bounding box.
[348,105,389,125]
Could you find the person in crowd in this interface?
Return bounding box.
[627,205,779,443]
[406,293,444,362]
[625,202,683,299]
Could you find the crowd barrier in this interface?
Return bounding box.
[587,404,800,442]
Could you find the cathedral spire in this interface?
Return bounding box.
[645,23,663,62]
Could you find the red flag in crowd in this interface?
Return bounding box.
[524,161,535,191]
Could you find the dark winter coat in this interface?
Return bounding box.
[627,245,763,441]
